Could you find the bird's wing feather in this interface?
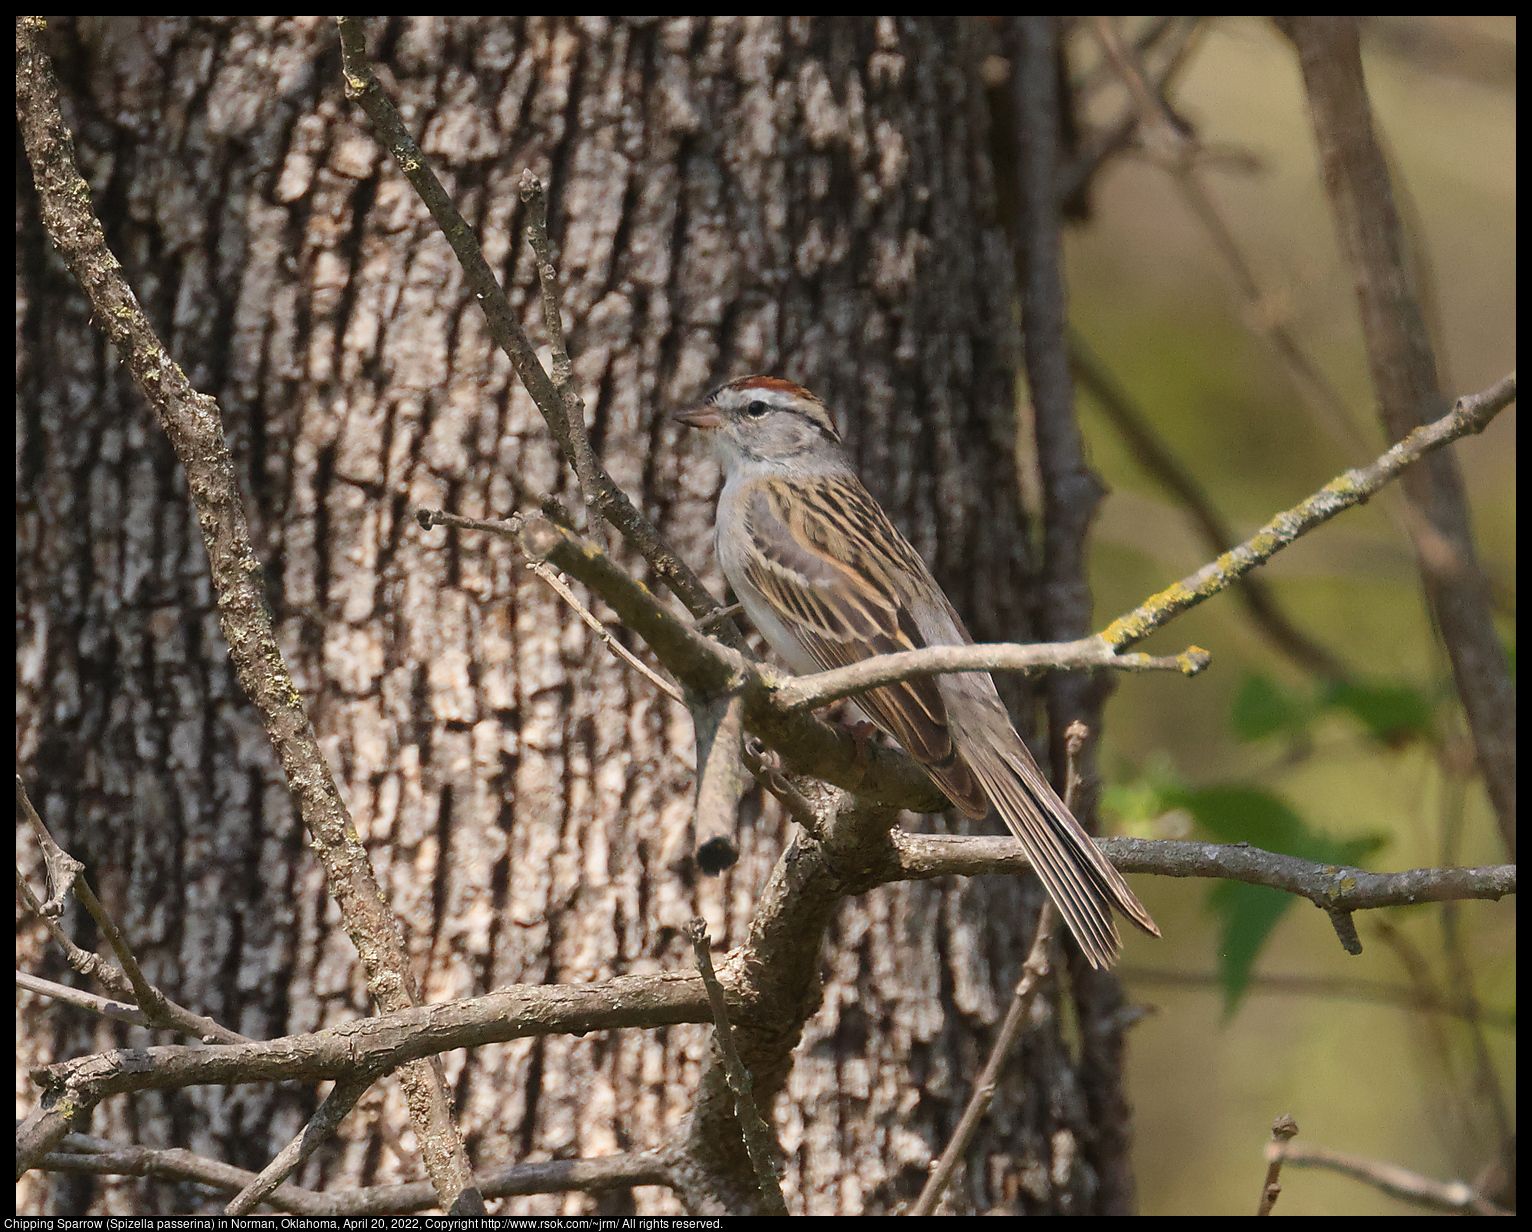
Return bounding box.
[953,704,1159,966]
[731,471,1159,968]
[737,474,990,817]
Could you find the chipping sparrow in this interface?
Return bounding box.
[675,375,1159,969]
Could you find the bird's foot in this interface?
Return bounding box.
[835,719,878,770]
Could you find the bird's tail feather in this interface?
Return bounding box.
[962,724,1159,970]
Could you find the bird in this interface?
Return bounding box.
[674,374,1159,968]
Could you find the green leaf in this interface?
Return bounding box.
[1230,672,1309,742]
[1207,880,1291,1010]
[1321,679,1435,747]
[1161,784,1387,1014]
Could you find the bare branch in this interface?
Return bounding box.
[17,862,135,1005]
[1099,375,1515,652]
[740,740,823,837]
[1280,16,1517,856]
[16,23,478,1205]
[521,551,685,704]
[1061,17,1206,204]
[41,1133,333,1215]
[226,1076,373,1214]
[1269,1137,1510,1216]
[15,778,83,917]
[894,833,1514,923]
[691,695,748,873]
[679,789,900,1211]
[1256,1114,1300,1215]
[15,973,150,1029]
[773,639,1208,713]
[1092,16,1381,471]
[687,921,789,1216]
[1069,329,1354,682]
[18,783,249,1046]
[519,170,576,396]
[41,1131,676,1216]
[912,721,1094,1215]
[22,970,714,1155]
[334,17,734,634]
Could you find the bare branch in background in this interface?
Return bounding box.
[1099,375,1515,652]
[334,17,737,636]
[1279,17,1516,857]
[16,20,480,1210]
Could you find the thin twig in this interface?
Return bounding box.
[1325,907,1363,955]
[226,1076,374,1214]
[522,554,684,703]
[42,1130,677,1215]
[1439,894,1514,1153]
[15,779,83,917]
[17,779,250,1044]
[17,25,480,1206]
[740,739,823,837]
[519,172,576,397]
[1256,1114,1300,1215]
[910,901,1059,1216]
[422,505,746,697]
[1099,374,1515,653]
[686,920,789,1216]
[694,602,745,632]
[1279,16,1517,857]
[17,862,134,1003]
[1095,17,1481,673]
[1091,17,1381,472]
[1060,17,1206,205]
[773,639,1208,713]
[1268,1136,1509,1216]
[1433,772,1511,1149]
[334,17,736,636]
[15,973,150,1028]
[1069,329,1353,682]
[43,1133,330,1215]
[893,834,1514,925]
[911,721,1090,1215]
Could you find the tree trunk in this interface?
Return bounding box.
[17,15,1137,1215]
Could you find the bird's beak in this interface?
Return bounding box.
[673,404,722,430]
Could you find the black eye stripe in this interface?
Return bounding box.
[728,389,841,444]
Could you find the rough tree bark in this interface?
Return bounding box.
[17,16,1140,1214]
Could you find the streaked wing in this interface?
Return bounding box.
[955,706,1160,965]
[730,470,1160,968]
[737,474,990,817]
